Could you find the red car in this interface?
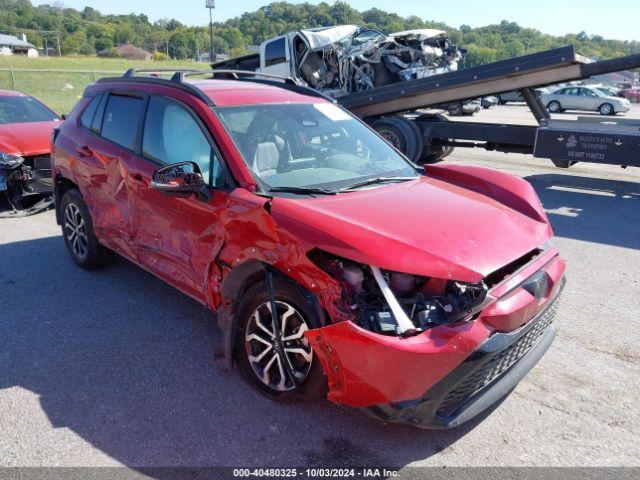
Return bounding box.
[0,89,60,212]
[51,71,565,428]
[621,88,640,103]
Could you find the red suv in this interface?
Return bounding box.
[52,70,565,429]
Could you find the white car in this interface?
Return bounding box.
[541,85,630,115]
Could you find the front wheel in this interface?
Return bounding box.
[234,280,326,402]
[547,101,561,113]
[599,103,614,116]
[60,189,111,270]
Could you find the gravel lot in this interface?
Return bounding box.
[0,105,639,472]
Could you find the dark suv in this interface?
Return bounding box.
[52,70,565,428]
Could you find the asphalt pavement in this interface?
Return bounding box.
[0,105,639,473]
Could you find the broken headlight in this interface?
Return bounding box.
[308,250,491,336]
[0,152,24,169]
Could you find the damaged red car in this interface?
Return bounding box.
[51,71,565,429]
[0,89,59,215]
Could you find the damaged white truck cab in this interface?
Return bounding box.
[256,26,465,97]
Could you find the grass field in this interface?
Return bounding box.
[0,56,203,113]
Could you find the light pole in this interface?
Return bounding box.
[206,0,215,62]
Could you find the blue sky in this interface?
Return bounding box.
[32,0,640,41]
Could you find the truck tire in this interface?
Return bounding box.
[371,116,423,162]
[417,113,455,164]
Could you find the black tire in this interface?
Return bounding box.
[60,189,111,270]
[234,279,327,402]
[418,113,453,164]
[371,116,423,162]
[547,101,562,113]
[599,103,615,116]
[551,159,577,169]
[498,98,507,105]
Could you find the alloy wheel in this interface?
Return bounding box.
[244,300,313,392]
[64,203,88,259]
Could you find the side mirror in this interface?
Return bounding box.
[150,162,211,201]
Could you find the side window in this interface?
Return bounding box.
[79,94,101,129]
[265,37,286,67]
[142,96,227,187]
[101,95,144,150]
[91,93,108,133]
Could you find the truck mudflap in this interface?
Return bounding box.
[534,118,640,168]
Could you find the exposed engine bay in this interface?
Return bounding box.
[311,251,490,336]
[0,153,53,218]
[294,26,465,97]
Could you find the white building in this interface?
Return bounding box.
[0,33,39,57]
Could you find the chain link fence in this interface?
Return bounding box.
[0,68,124,114]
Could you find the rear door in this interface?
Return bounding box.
[127,94,231,303]
[71,91,145,260]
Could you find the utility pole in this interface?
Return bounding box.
[206,0,215,62]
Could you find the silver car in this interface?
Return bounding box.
[541,86,631,115]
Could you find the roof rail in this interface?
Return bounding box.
[122,67,335,103]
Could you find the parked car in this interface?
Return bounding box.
[0,89,60,216]
[621,88,640,103]
[481,96,499,109]
[447,99,481,116]
[541,85,630,115]
[497,91,524,104]
[52,73,565,429]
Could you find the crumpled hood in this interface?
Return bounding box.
[0,121,59,156]
[270,177,551,282]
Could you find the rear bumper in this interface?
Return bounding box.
[363,283,562,429]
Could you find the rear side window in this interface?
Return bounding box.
[79,95,101,129]
[101,95,144,150]
[265,37,286,67]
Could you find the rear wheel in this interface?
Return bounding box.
[371,116,423,162]
[418,113,454,164]
[60,189,111,270]
[599,103,614,116]
[234,280,326,402]
[547,101,561,113]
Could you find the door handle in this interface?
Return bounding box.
[128,171,147,186]
[76,145,93,158]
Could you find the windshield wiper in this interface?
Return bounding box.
[267,186,337,196]
[337,176,418,192]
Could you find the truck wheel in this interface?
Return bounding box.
[547,101,562,113]
[417,113,454,164]
[60,189,111,270]
[234,279,326,402]
[599,103,614,116]
[371,116,423,162]
[551,159,577,169]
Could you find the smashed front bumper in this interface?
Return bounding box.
[306,251,565,428]
[365,290,561,428]
[0,155,53,217]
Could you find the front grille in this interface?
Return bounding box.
[437,298,560,416]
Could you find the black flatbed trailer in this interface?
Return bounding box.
[332,46,640,168]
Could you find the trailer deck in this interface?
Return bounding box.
[338,46,639,117]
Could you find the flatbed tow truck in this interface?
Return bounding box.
[212,45,640,169]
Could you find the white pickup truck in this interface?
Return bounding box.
[213,25,464,98]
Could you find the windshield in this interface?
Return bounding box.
[215,103,418,193]
[0,95,59,124]
[595,87,616,97]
